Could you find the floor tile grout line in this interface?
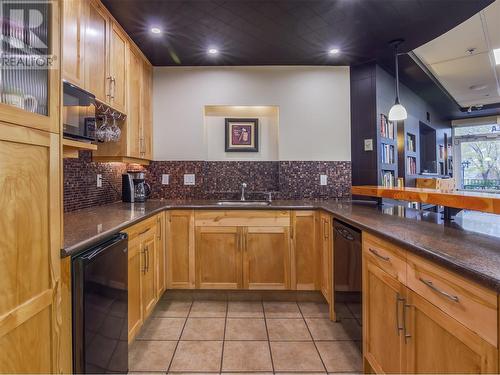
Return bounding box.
[261,298,276,374]
[166,299,193,373]
[298,303,328,374]
[219,299,229,372]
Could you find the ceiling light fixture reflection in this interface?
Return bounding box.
[329,48,340,55]
[208,48,219,55]
[494,48,500,65]
[150,27,162,34]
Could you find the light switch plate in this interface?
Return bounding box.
[320,175,328,186]
[96,174,102,188]
[364,139,374,151]
[184,174,195,185]
[161,174,170,185]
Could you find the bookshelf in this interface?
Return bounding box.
[379,114,397,187]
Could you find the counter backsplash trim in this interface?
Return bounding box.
[63,156,351,211]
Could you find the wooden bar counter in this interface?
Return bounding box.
[352,185,500,214]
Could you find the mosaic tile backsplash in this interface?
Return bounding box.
[64,154,352,211]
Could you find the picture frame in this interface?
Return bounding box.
[225,118,259,152]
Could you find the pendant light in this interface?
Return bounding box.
[388,39,408,121]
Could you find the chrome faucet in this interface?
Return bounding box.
[240,183,247,201]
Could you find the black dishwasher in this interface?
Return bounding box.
[72,233,128,374]
[333,220,362,293]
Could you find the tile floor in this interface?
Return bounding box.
[129,291,362,374]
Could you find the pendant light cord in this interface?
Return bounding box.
[394,43,400,104]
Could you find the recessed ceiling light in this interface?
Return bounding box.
[329,48,340,55]
[208,48,219,55]
[494,48,500,65]
[150,27,161,34]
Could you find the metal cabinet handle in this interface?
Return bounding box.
[323,219,329,239]
[419,278,459,303]
[368,248,390,262]
[157,217,162,240]
[396,293,404,335]
[146,245,150,272]
[141,245,147,274]
[139,227,151,236]
[403,302,411,342]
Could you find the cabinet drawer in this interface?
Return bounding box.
[406,252,497,347]
[194,210,290,227]
[125,215,157,241]
[362,233,406,283]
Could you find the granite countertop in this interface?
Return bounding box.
[63,199,500,292]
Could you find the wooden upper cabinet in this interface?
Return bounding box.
[243,226,291,290]
[363,256,405,374]
[291,211,317,291]
[405,288,498,374]
[166,210,195,289]
[109,22,128,113]
[195,227,242,289]
[0,122,61,373]
[84,0,109,103]
[127,47,143,159]
[62,0,85,87]
[141,61,153,160]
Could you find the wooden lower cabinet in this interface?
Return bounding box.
[141,227,157,319]
[127,234,143,342]
[363,233,499,374]
[195,226,242,289]
[405,288,498,374]
[166,210,195,289]
[292,211,317,290]
[155,213,166,298]
[320,212,333,304]
[244,226,291,290]
[363,255,405,374]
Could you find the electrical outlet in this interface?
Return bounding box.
[184,174,195,185]
[320,175,328,186]
[364,139,373,151]
[161,174,170,185]
[97,174,102,188]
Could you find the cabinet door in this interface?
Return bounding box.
[291,211,317,290]
[127,47,142,158]
[195,227,242,289]
[85,0,109,103]
[155,213,166,298]
[62,0,85,87]
[0,1,60,132]
[320,213,333,303]
[0,123,62,373]
[127,235,142,342]
[141,229,157,319]
[243,226,290,290]
[405,288,498,374]
[363,256,405,374]
[141,61,153,160]
[166,210,195,289]
[109,22,127,113]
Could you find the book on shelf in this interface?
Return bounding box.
[407,134,415,152]
[381,143,395,164]
[439,144,445,159]
[381,170,395,187]
[406,156,417,175]
[380,114,395,139]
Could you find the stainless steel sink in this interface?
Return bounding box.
[216,200,270,206]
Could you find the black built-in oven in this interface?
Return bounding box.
[63,81,96,142]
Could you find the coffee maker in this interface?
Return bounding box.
[122,171,151,203]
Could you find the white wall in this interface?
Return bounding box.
[153,66,351,161]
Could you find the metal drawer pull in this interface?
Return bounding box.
[419,278,459,303]
[403,302,411,342]
[368,248,390,262]
[396,293,404,335]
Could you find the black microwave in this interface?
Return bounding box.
[63,81,96,142]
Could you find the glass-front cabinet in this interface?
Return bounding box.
[0,0,60,132]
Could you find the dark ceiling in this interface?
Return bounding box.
[102,0,496,119]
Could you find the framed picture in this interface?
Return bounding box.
[225,118,259,152]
